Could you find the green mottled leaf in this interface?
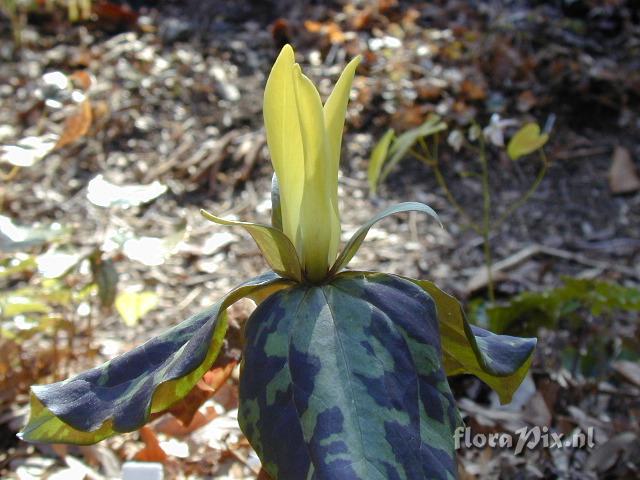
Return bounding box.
[379,115,447,182]
[19,272,292,445]
[368,128,395,195]
[507,123,548,160]
[200,209,302,282]
[330,202,440,275]
[239,272,459,480]
[407,277,536,404]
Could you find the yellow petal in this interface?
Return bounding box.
[292,65,336,281]
[322,55,361,261]
[263,45,304,248]
[323,55,361,187]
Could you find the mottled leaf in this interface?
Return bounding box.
[19,272,292,445]
[407,277,536,404]
[239,272,459,480]
[330,202,440,275]
[201,209,302,282]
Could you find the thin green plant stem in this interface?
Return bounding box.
[478,135,495,303]
[409,145,482,234]
[494,149,549,229]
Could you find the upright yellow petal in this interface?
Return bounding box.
[323,56,361,263]
[292,65,336,281]
[323,55,361,186]
[263,45,304,249]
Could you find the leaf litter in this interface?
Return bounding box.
[0,0,639,478]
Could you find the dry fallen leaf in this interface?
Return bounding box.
[609,146,640,194]
[613,360,640,387]
[134,426,168,463]
[69,70,93,91]
[55,100,93,149]
[163,360,237,429]
[461,79,487,100]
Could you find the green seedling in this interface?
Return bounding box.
[20,46,536,479]
[370,116,550,302]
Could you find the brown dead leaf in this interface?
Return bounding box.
[161,360,237,427]
[93,1,139,25]
[155,406,218,438]
[461,79,487,100]
[378,0,398,13]
[609,146,640,194]
[69,71,93,91]
[134,426,168,463]
[351,8,373,30]
[517,90,537,112]
[303,20,345,44]
[55,100,93,149]
[270,18,291,47]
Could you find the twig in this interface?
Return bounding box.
[466,244,640,293]
[495,150,549,229]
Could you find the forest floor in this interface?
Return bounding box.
[1,1,639,478]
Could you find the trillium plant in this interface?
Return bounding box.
[20,45,536,479]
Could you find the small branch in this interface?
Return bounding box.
[495,149,549,230]
[411,140,481,234]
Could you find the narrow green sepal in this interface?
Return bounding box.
[200,209,302,282]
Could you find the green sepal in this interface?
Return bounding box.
[200,209,302,282]
[329,201,441,275]
[19,272,292,445]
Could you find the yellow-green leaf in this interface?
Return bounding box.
[115,291,158,327]
[507,123,549,160]
[368,129,395,194]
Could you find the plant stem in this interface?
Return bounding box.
[495,149,549,229]
[410,145,481,234]
[478,136,495,303]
